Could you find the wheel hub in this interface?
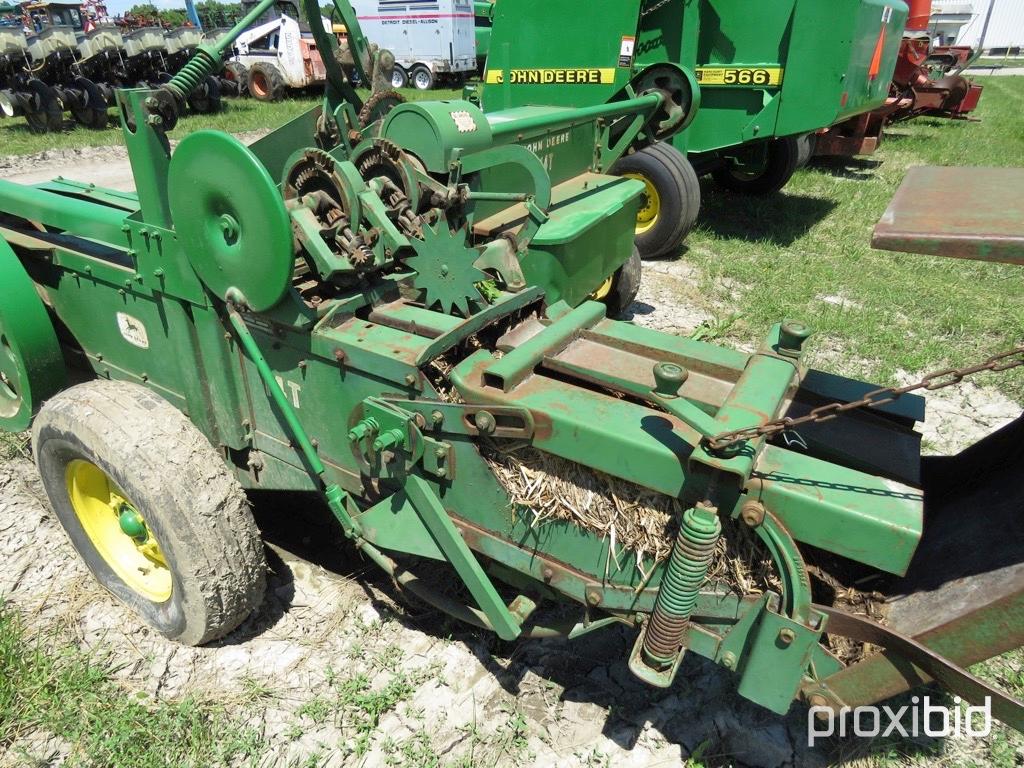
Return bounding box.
[66,460,172,602]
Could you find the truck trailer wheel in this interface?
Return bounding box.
[248,62,286,102]
[410,65,434,91]
[598,246,642,319]
[32,381,267,646]
[611,143,700,260]
[391,65,408,89]
[711,135,800,196]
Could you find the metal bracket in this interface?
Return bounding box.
[404,475,521,640]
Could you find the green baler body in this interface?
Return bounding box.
[481,0,909,154]
[3,0,1019,730]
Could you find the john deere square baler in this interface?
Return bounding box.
[1,0,1023,732]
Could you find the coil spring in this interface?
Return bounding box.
[168,48,218,99]
[642,502,721,667]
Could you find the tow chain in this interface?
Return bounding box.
[705,344,1024,451]
[640,0,673,16]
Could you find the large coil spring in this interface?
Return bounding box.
[642,502,721,667]
[168,47,218,99]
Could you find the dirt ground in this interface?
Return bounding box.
[1,148,1022,767]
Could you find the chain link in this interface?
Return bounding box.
[704,345,1024,452]
[640,0,673,16]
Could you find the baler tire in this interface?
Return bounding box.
[391,65,408,89]
[711,135,800,196]
[794,132,816,169]
[410,65,434,91]
[610,142,700,260]
[248,62,286,102]
[604,246,642,319]
[32,381,267,646]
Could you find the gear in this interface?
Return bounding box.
[358,89,406,128]
[283,148,347,205]
[404,224,487,316]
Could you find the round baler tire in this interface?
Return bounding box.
[711,135,800,196]
[603,246,642,319]
[610,142,700,260]
[248,62,286,102]
[32,380,267,646]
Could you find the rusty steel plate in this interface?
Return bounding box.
[872,166,1024,264]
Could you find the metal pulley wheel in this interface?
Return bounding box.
[168,131,293,312]
[631,64,700,140]
[0,237,65,431]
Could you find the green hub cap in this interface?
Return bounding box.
[117,505,149,541]
[168,131,293,312]
[0,238,65,431]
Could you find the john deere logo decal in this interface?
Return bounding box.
[484,68,616,85]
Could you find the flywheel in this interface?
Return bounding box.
[168,131,293,312]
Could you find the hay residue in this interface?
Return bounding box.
[481,439,782,596]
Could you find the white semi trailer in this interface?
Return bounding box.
[349,0,475,89]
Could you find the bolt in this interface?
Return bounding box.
[334,348,346,363]
[740,501,766,528]
[586,589,601,606]
[311,438,319,449]
[120,224,131,233]
[440,264,449,276]
[541,567,554,582]
[474,410,496,435]
[434,447,446,459]
[436,468,446,477]
[404,373,417,386]
[431,410,444,426]
[140,373,148,382]
[298,360,307,370]
[146,114,162,127]
[779,320,812,355]
[84,265,92,275]
[778,628,796,646]
[144,96,159,109]
[721,651,737,669]
[153,268,164,278]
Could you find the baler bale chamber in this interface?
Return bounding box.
[1,0,1023,732]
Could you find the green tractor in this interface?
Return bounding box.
[1,0,1023,732]
[479,0,908,258]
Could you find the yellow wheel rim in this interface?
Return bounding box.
[65,460,172,602]
[624,172,660,235]
[589,274,615,301]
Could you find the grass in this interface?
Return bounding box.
[0,601,263,767]
[0,87,460,157]
[679,75,1024,401]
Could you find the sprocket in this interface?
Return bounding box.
[358,89,406,128]
[404,224,487,316]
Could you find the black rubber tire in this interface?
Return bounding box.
[794,132,816,169]
[391,65,408,89]
[603,246,642,319]
[32,380,267,646]
[711,135,800,196]
[223,61,249,96]
[410,65,434,91]
[610,142,700,260]
[187,75,223,114]
[248,62,286,102]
